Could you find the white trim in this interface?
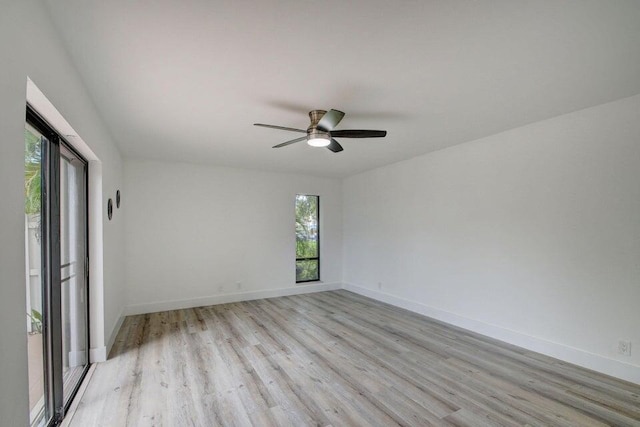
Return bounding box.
[343,282,640,385]
[123,282,342,316]
[100,308,125,362]
[90,307,124,362]
[89,346,106,363]
[105,307,126,360]
[88,161,106,355]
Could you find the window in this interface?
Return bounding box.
[296,195,319,282]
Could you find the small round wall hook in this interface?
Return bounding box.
[108,198,113,220]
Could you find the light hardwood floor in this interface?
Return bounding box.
[67,290,640,426]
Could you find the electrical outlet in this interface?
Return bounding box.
[618,340,632,356]
[236,281,242,290]
[377,282,382,290]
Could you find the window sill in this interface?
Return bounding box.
[296,280,323,285]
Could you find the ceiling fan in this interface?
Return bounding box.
[254,109,387,153]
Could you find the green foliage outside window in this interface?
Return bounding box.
[25,127,42,215]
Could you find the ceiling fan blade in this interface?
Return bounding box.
[272,136,307,148]
[327,139,344,153]
[316,109,345,132]
[330,129,387,138]
[254,123,306,133]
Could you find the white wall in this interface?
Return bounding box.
[124,159,342,313]
[0,1,125,424]
[343,94,640,383]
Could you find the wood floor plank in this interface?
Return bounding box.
[69,291,640,426]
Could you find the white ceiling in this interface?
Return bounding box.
[44,0,640,178]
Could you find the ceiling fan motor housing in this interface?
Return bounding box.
[307,110,331,142]
[308,110,327,130]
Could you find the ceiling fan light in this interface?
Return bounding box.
[307,137,330,147]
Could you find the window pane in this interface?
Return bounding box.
[296,260,319,282]
[295,194,319,283]
[60,146,89,405]
[295,195,318,258]
[25,123,48,426]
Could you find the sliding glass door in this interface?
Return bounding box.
[26,107,89,426]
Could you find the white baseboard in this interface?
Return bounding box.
[89,308,126,363]
[343,282,640,385]
[89,346,106,363]
[106,308,125,360]
[124,282,342,317]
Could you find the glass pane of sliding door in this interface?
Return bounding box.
[25,122,48,426]
[59,145,88,405]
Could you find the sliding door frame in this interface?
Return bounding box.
[27,105,91,426]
